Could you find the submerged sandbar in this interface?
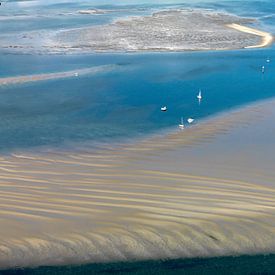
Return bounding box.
[0,65,117,86]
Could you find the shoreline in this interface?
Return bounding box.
[0,97,275,269]
[227,23,273,48]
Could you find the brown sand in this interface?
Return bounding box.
[0,99,275,269]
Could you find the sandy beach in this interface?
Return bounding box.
[227,23,273,48]
[0,98,275,269]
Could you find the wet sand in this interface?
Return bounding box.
[0,98,275,269]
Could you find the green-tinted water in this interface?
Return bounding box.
[2,254,275,275]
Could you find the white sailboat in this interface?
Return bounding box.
[179,117,185,130]
[161,106,167,112]
[187,118,194,124]
[262,66,265,73]
[197,90,202,100]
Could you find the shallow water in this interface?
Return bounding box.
[0,49,275,152]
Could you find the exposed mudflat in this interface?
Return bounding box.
[51,10,265,53]
[1,9,270,54]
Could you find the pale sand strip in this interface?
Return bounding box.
[0,64,116,86]
[0,99,275,268]
[227,23,273,48]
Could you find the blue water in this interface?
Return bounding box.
[0,0,274,153]
[0,0,275,273]
[0,49,274,152]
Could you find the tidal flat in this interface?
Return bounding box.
[0,98,275,269]
[1,9,272,54]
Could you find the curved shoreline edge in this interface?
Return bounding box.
[227,23,273,48]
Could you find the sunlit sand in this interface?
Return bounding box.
[0,98,275,269]
[227,23,273,48]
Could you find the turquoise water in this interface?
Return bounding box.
[0,0,275,153]
[0,0,274,152]
[0,49,275,152]
[0,0,275,273]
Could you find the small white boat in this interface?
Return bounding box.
[161,106,167,112]
[74,72,79,77]
[179,117,185,130]
[262,66,265,73]
[197,90,202,100]
[266,58,270,63]
[187,118,194,124]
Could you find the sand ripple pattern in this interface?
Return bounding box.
[0,100,275,269]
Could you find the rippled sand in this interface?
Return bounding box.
[0,99,275,269]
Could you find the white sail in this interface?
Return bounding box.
[197,90,202,99]
[179,117,184,130]
[187,118,194,124]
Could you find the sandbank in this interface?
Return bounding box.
[1,9,273,54]
[52,10,268,53]
[0,98,275,269]
[227,23,273,48]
